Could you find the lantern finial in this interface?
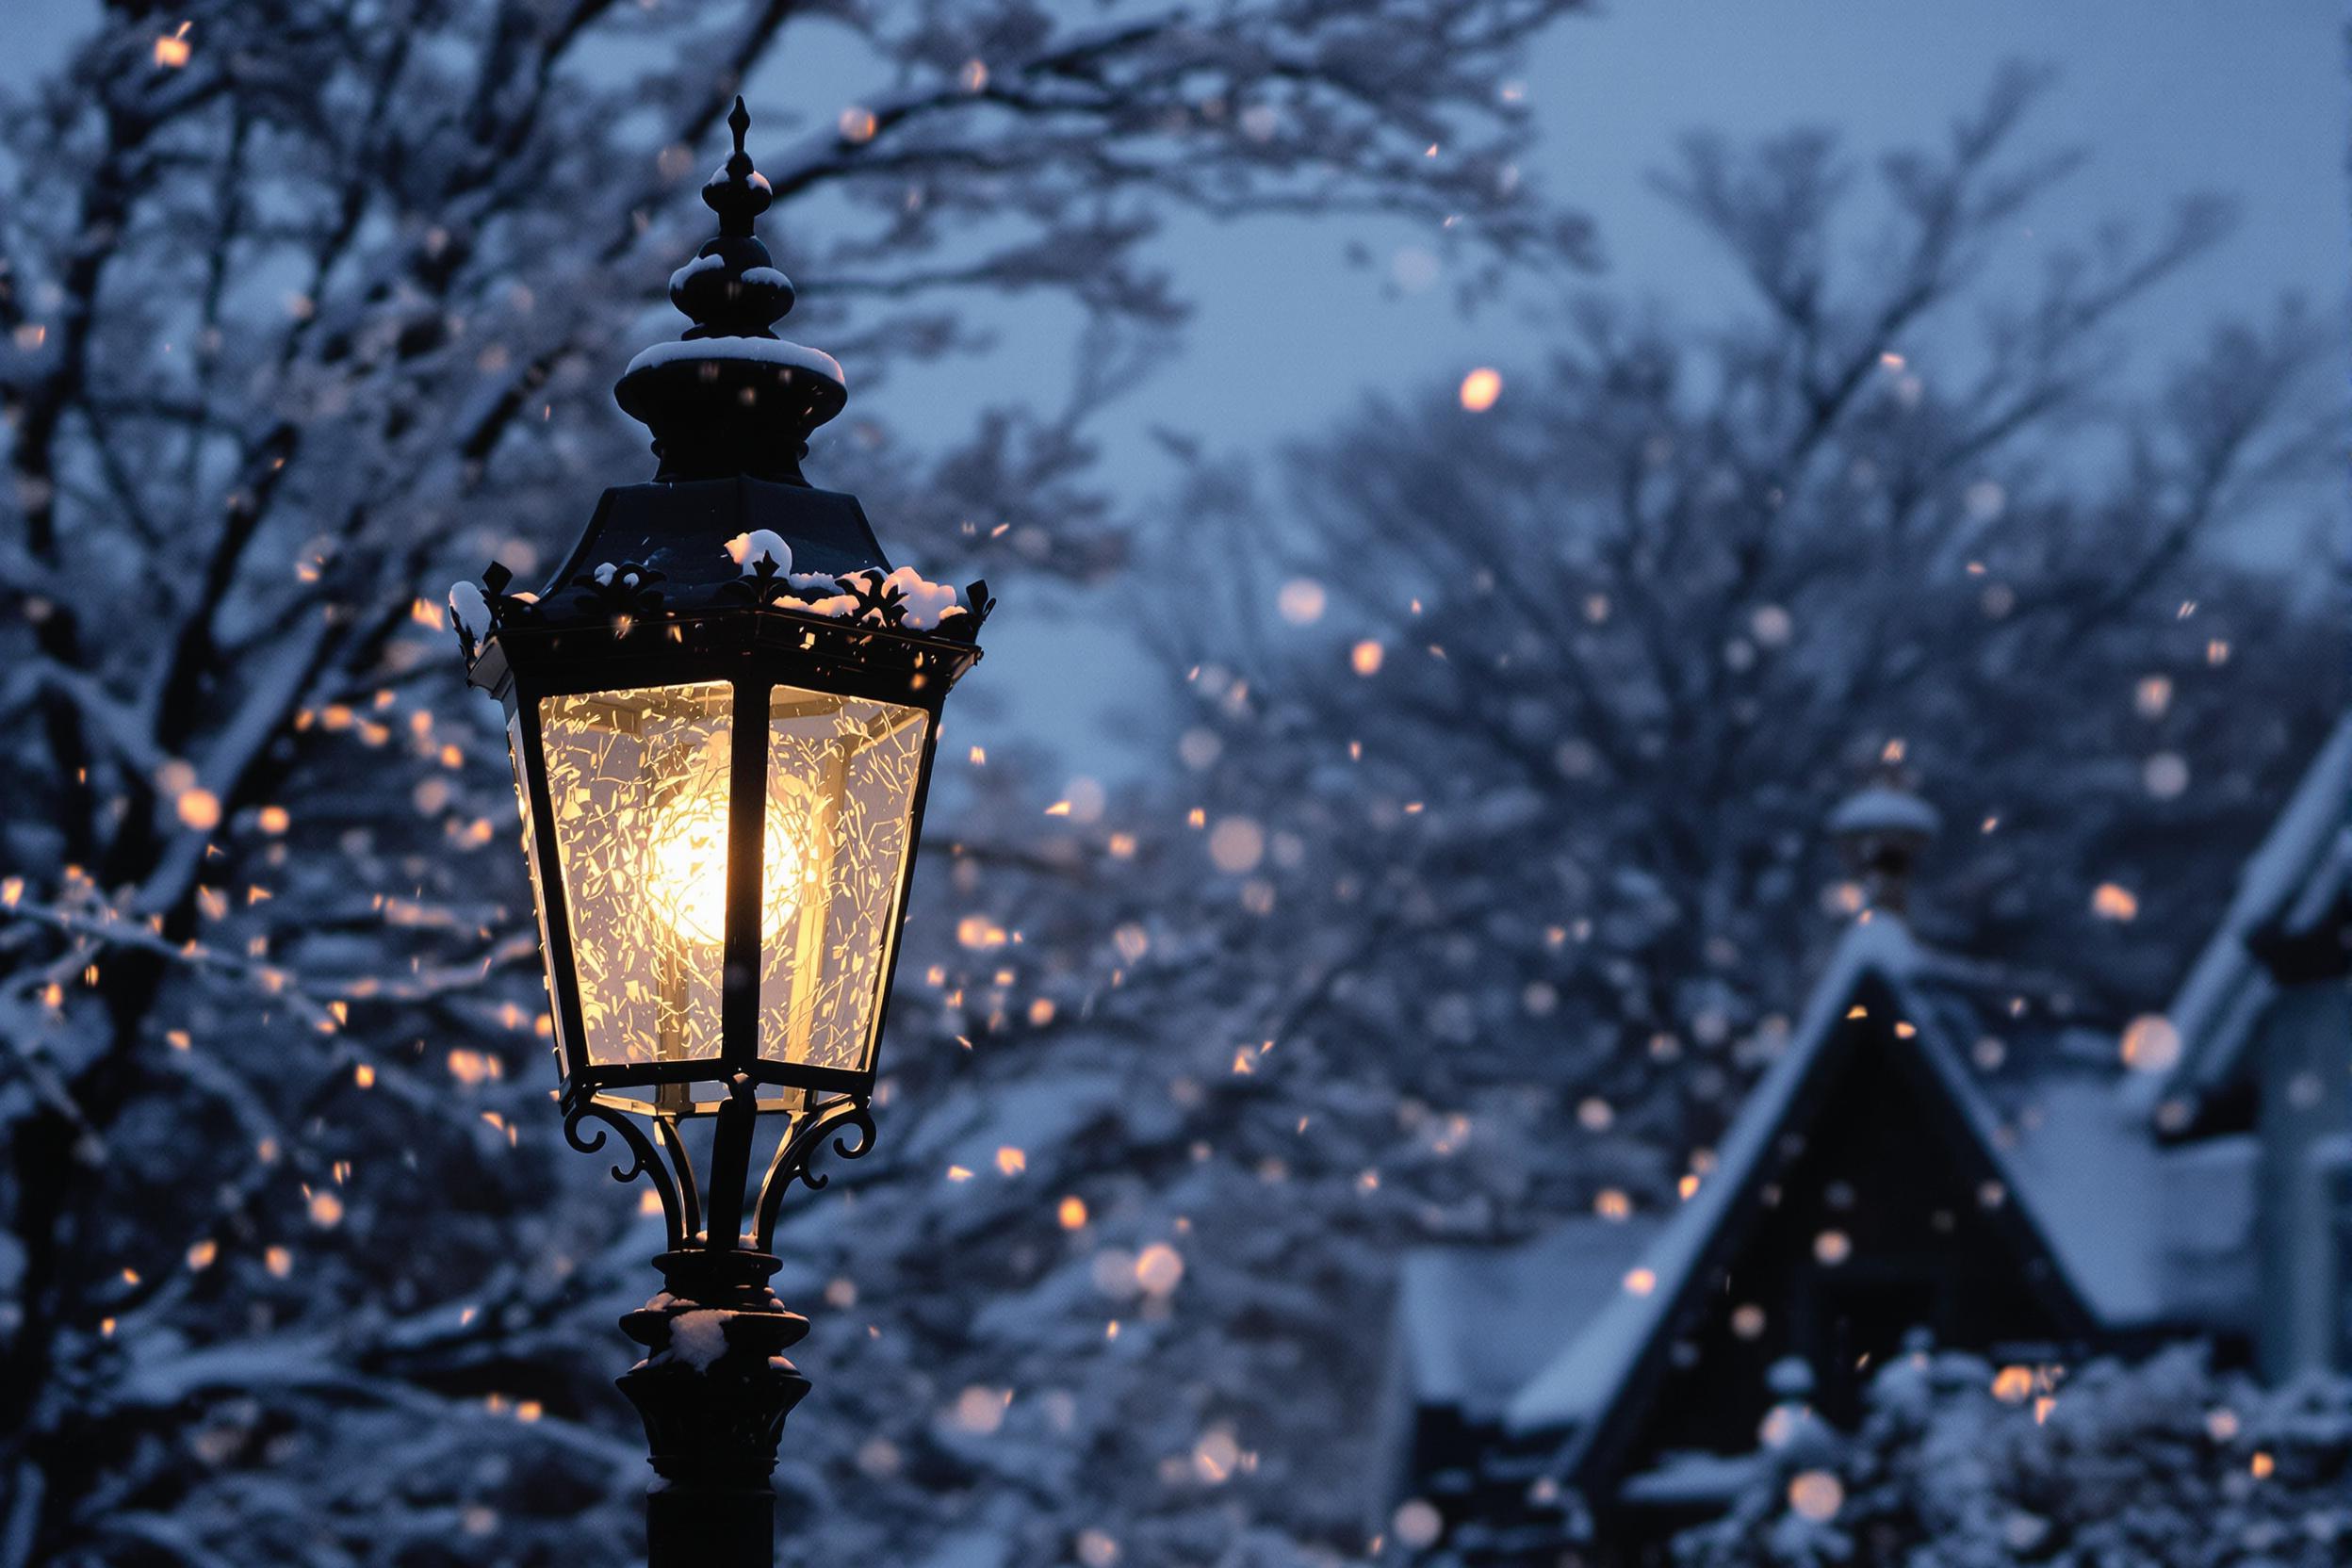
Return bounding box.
[615,95,841,481]
[704,97,771,237]
[671,96,792,338]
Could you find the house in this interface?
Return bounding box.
[2135,713,2352,1380]
[1385,722,2352,1562]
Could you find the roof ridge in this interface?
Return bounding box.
[1503,919,2106,1478]
[1502,921,1918,1439]
[2151,710,2352,1116]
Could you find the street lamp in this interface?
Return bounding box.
[447,99,988,1568]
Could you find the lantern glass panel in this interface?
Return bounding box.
[760,685,928,1076]
[507,714,567,1065]
[539,679,743,1069]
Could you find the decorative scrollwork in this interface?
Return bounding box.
[752,1095,875,1252]
[565,1100,689,1253]
[834,569,909,628]
[950,578,993,640]
[566,561,668,622]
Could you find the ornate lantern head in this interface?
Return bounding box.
[449,100,988,1249]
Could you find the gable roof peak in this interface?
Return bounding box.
[2141,710,2352,1128]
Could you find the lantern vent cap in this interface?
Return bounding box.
[615,97,846,484]
[1826,785,1942,841]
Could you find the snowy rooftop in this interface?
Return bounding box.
[1400,1217,1663,1420]
[1504,919,1923,1436]
[2150,710,2352,1118]
[1491,918,2194,1451]
[1986,1076,2166,1327]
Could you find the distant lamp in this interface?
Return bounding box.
[1827,777,1939,918]
[449,99,988,1567]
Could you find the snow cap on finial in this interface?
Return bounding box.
[615,95,846,482]
[667,96,794,337]
[1829,766,1940,920]
[704,97,774,238]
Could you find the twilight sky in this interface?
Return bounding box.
[9,3,2345,782]
[874,0,2352,783]
[882,0,2350,498]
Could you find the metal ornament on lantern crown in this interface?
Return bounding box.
[447,98,988,1568]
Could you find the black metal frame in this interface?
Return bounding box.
[448,98,988,1568]
[474,610,968,1109]
[561,1084,876,1256]
[466,588,977,1248]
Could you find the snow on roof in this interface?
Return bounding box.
[2148,711,2352,1112]
[1500,918,2152,1447]
[1505,920,1921,1436]
[1615,1449,1766,1507]
[1988,1077,2165,1327]
[2152,1133,2258,1333]
[1827,786,1941,840]
[1858,959,2190,1334]
[1400,1217,1664,1419]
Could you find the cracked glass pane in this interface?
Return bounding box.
[540,680,736,1069]
[760,686,928,1077]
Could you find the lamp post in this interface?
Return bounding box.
[448,99,988,1568]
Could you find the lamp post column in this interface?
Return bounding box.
[617,1243,808,1568]
[450,94,987,1568]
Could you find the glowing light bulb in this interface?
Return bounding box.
[642,784,805,946]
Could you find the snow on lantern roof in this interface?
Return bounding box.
[2140,711,2352,1127]
[622,334,845,389]
[1826,784,1942,840]
[447,534,989,666]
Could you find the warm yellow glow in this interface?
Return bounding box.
[1788,1471,1843,1522]
[641,784,806,947]
[176,788,222,830]
[1135,1244,1185,1297]
[531,680,928,1077]
[2119,1013,2182,1073]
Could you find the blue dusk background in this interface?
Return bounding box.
[3,4,2351,1567]
[10,1,2340,777]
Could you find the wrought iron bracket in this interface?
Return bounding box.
[564,1099,692,1253]
[751,1091,875,1251]
[563,1089,873,1256]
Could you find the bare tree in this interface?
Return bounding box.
[1147,66,2344,1178]
[0,2,1589,1562]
